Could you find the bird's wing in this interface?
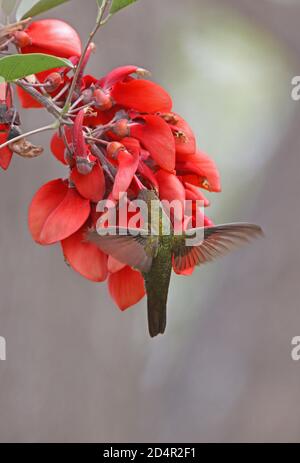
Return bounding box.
[87,226,159,273]
[172,223,263,272]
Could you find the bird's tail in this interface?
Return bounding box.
[147,295,167,337]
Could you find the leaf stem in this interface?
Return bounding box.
[15,80,63,120]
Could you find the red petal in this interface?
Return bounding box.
[71,162,105,202]
[22,19,82,58]
[137,161,159,189]
[100,65,140,89]
[156,169,185,203]
[28,179,90,245]
[61,225,108,282]
[184,182,210,207]
[50,129,72,165]
[110,79,172,113]
[176,150,221,192]
[112,141,139,200]
[0,132,13,170]
[81,74,98,90]
[156,170,185,222]
[83,105,119,127]
[72,109,88,158]
[171,113,196,156]
[130,115,175,171]
[108,266,146,311]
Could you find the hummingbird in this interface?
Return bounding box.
[88,190,263,337]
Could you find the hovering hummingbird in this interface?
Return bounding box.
[88,190,263,337]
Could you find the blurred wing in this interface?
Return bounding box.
[87,226,158,273]
[173,223,263,272]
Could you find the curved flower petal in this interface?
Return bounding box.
[171,113,196,157]
[110,79,172,113]
[176,150,221,192]
[71,162,105,202]
[137,160,159,189]
[156,169,185,222]
[184,181,210,207]
[112,139,140,200]
[61,225,108,282]
[0,133,13,170]
[108,266,146,311]
[100,65,141,89]
[156,169,185,203]
[29,179,90,245]
[22,19,82,58]
[130,115,175,172]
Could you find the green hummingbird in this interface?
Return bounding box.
[88,190,263,337]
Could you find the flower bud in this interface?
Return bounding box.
[112,119,130,138]
[106,142,125,159]
[45,72,63,92]
[94,88,113,111]
[13,31,32,48]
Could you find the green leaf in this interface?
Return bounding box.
[16,0,71,20]
[0,53,73,82]
[110,0,138,15]
[1,0,18,16]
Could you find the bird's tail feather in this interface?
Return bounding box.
[147,296,167,337]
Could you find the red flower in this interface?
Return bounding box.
[108,265,146,311]
[171,113,196,156]
[61,224,108,282]
[156,169,185,203]
[110,79,172,113]
[176,150,221,192]
[100,65,145,89]
[20,19,82,58]
[130,115,175,171]
[17,19,82,109]
[71,162,105,202]
[3,53,223,317]
[29,179,90,245]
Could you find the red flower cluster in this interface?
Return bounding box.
[0,19,221,310]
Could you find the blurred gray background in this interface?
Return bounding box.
[1,0,300,443]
